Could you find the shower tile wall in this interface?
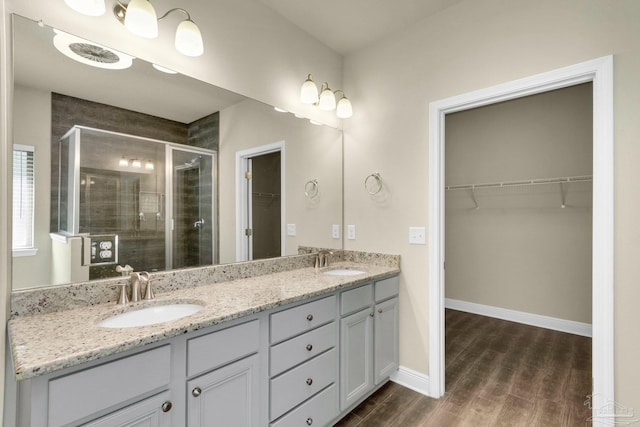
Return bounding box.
[51,93,220,278]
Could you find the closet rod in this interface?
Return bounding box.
[445,175,592,191]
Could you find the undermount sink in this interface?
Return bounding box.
[97,303,204,328]
[323,268,366,276]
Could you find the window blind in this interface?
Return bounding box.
[13,144,35,250]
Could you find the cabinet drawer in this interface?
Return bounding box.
[270,322,336,377]
[270,296,336,344]
[271,384,338,427]
[187,319,259,377]
[48,345,171,427]
[340,284,372,316]
[375,276,399,302]
[270,348,337,421]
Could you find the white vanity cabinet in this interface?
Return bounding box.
[339,276,399,410]
[268,295,339,426]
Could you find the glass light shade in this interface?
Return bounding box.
[336,96,353,119]
[119,156,129,167]
[145,160,154,170]
[64,0,106,16]
[175,20,204,56]
[318,87,336,111]
[300,76,319,104]
[132,159,142,168]
[152,63,177,74]
[124,0,158,38]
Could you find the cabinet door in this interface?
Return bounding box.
[84,391,173,427]
[340,307,374,410]
[187,354,260,427]
[374,297,399,385]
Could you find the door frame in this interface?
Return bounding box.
[235,141,285,262]
[428,56,614,425]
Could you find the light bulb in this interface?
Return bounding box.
[336,96,353,119]
[318,85,336,111]
[175,19,204,56]
[64,0,106,16]
[300,74,319,104]
[124,0,158,38]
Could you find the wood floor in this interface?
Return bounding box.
[334,309,592,426]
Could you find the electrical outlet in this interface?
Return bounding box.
[347,224,356,240]
[332,224,340,239]
[287,224,296,236]
[409,226,426,245]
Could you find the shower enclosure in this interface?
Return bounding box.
[57,126,215,280]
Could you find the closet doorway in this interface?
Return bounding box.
[235,142,285,262]
[443,83,593,422]
[428,56,614,424]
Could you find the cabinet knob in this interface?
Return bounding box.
[306,377,313,386]
[161,401,172,412]
[306,314,314,321]
[369,312,374,317]
[306,344,313,351]
[378,308,383,314]
[306,417,313,425]
[192,387,202,397]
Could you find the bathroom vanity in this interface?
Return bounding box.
[8,254,400,426]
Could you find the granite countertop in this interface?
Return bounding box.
[8,262,399,381]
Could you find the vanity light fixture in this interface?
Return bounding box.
[119,155,129,167]
[145,160,155,170]
[299,74,353,119]
[112,1,204,57]
[131,159,142,168]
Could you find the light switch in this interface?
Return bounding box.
[332,224,340,239]
[409,226,426,245]
[347,225,356,240]
[287,224,296,236]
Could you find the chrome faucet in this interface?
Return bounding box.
[315,250,334,271]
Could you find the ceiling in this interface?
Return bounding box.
[257,0,467,55]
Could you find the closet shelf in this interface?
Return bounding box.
[445,175,592,191]
[445,175,592,209]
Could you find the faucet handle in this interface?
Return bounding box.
[140,272,155,300]
[115,264,134,276]
[114,283,129,305]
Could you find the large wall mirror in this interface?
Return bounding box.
[11,14,343,290]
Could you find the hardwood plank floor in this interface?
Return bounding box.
[334,309,592,426]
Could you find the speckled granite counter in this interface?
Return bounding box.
[8,259,399,381]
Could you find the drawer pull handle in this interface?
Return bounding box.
[161,401,172,412]
[306,377,313,386]
[306,314,314,321]
[192,387,202,397]
[307,417,313,425]
[306,344,313,351]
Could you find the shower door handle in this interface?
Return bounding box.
[193,218,205,229]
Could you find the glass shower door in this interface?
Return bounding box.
[166,146,215,269]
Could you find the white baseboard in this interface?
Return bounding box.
[445,298,592,337]
[390,366,432,397]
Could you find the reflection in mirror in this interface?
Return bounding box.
[11,14,343,290]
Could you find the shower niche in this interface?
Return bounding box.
[56,126,215,280]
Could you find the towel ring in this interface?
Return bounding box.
[365,173,383,195]
[305,179,319,199]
